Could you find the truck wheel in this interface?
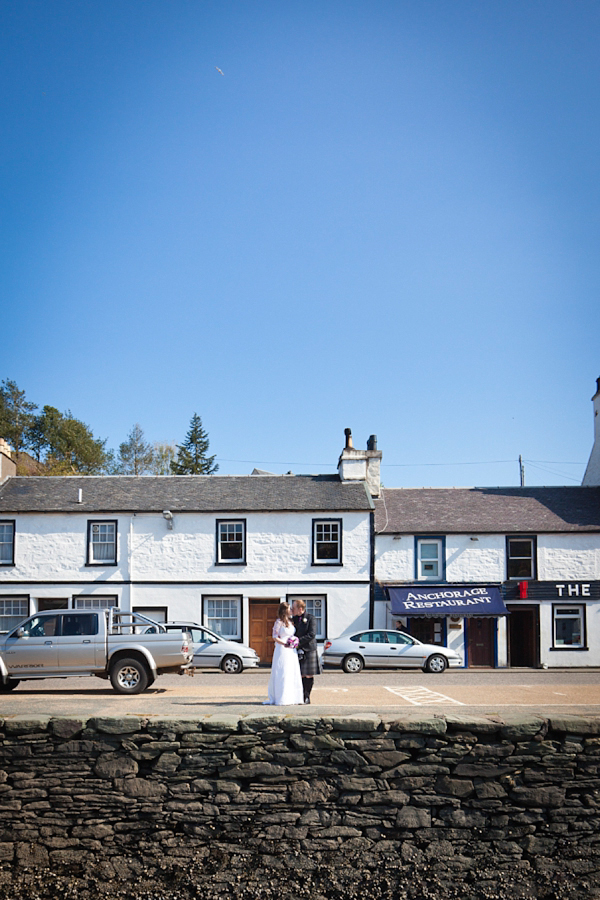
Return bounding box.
[221,654,243,674]
[0,678,19,692]
[110,658,149,694]
[342,654,364,673]
[424,654,447,674]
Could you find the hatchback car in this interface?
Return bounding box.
[322,629,461,673]
[143,622,260,674]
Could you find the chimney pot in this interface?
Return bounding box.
[344,428,353,449]
[367,434,377,452]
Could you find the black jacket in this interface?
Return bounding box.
[292,613,317,653]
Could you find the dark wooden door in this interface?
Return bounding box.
[249,601,280,665]
[467,617,495,667]
[507,605,539,667]
[408,617,444,645]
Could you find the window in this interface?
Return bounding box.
[61,614,98,636]
[19,614,58,638]
[553,605,586,649]
[87,521,117,565]
[0,596,28,632]
[386,631,414,645]
[133,607,167,624]
[288,595,326,639]
[351,631,387,643]
[416,538,444,581]
[312,519,342,565]
[203,595,241,639]
[216,520,246,564]
[0,521,15,565]
[73,595,117,610]
[507,537,536,580]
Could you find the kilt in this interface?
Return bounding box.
[299,649,321,677]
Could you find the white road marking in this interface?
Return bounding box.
[384,686,464,706]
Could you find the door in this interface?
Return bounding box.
[408,618,445,646]
[57,613,100,672]
[1,614,61,675]
[467,617,495,667]
[507,605,539,667]
[187,627,223,669]
[385,631,427,667]
[249,601,280,665]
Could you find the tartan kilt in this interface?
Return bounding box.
[299,649,321,677]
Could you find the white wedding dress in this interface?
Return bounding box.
[264,619,304,706]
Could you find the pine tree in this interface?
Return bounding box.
[117,424,155,475]
[171,414,218,475]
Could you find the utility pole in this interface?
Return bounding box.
[519,455,525,487]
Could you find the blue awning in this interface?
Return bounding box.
[386,585,509,617]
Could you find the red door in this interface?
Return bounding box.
[467,617,495,667]
[249,601,280,665]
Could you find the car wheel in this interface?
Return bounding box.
[110,658,149,694]
[0,678,19,692]
[342,654,364,674]
[221,654,243,674]
[424,654,447,674]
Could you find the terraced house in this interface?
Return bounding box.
[1,378,599,669]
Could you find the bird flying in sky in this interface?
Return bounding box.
[215,67,224,75]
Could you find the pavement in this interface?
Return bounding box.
[2,667,600,718]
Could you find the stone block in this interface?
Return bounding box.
[88,716,146,734]
[436,776,475,798]
[499,716,546,740]
[50,717,87,739]
[323,715,382,732]
[510,786,566,808]
[383,716,447,735]
[95,753,139,778]
[396,806,431,828]
[3,716,50,734]
[16,842,50,867]
[114,777,168,799]
[550,716,600,736]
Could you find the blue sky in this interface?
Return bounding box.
[2,0,599,486]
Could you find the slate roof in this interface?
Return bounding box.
[375,487,600,534]
[0,475,373,514]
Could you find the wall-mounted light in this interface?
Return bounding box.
[470,536,479,541]
[393,535,402,541]
[162,510,174,530]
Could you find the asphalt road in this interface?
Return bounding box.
[2,667,600,718]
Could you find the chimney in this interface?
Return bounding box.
[337,429,382,497]
[582,377,600,485]
[0,439,16,481]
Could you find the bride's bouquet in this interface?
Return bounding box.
[286,636,299,649]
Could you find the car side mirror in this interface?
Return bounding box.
[16,628,25,639]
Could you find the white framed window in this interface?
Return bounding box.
[553,605,586,649]
[87,521,117,565]
[216,520,246,564]
[203,595,241,639]
[0,596,28,632]
[312,519,342,565]
[73,595,117,610]
[416,538,443,580]
[507,537,536,580]
[288,594,326,639]
[0,521,15,565]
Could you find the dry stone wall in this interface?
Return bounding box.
[0,712,599,899]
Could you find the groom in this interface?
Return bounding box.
[291,599,319,704]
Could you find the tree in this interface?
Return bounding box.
[0,379,37,459]
[29,406,112,475]
[171,414,218,475]
[151,442,176,475]
[116,424,154,475]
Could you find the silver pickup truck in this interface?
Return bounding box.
[0,608,193,694]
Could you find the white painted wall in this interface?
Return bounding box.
[3,511,370,582]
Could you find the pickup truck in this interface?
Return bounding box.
[0,608,193,694]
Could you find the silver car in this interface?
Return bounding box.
[144,622,260,674]
[322,629,461,673]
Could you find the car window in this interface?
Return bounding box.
[351,631,388,643]
[193,629,218,643]
[61,614,98,637]
[18,615,59,638]
[386,631,413,645]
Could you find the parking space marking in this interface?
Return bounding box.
[384,686,464,706]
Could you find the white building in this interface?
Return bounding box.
[0,461,373,661]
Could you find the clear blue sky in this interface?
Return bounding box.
[2,0,598,487]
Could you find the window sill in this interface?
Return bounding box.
[311,562,342,567]
[85,562,118,567]
[549,646,589,651]
[215,561,247,567]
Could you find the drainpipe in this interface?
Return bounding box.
[369,511,375,629]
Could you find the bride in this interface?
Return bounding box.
[264,602,304,705]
